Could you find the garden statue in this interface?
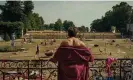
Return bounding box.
[24,37,27,43]
[111,26,116,33]
[12,33,15,40]
[35,44,39,59]
[29,34,33,43]
[11,39,15,47]
[11,33,15,47]
[121,33,124,38]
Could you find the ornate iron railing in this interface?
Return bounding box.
[0,59,133,80]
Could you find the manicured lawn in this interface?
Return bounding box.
[0,39,132,60]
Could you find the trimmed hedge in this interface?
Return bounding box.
[0,21,24,41]
[0,46,27,52]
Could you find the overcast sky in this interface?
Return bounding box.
[0,1,133,27]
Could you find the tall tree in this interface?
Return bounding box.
[0,1,24,22]
[39,16,45,30]
[39,16,44,25]
[91,2,133,33]
[63,20,75,31]
[130,9,133,23]
[49,23,54,30]
[112,2,132,31]
[63,20,68,31]
[54,19,63,31]
[23,1,34,30]
[91,19,103,32]
[78,25,86,32]
[23,1,34,16]
[0,1,24,38]
[44,24,49,30]
[86,27,89,32]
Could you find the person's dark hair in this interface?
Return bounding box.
[68,27,78,37]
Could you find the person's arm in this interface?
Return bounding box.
[49,57,57,63]
[50,40,68,63]
[49,50,58,63]
[88,48,94,62]
[49,48,61,63]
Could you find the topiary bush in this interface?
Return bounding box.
[0,46,28,52]
[0,21,23,40]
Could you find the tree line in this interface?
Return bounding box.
[0,1,44,40]
[1,1,132,41]
[43,19,89,32]
[90,2,133,34]
[0,1,89,41]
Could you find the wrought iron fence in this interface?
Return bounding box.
[0,59,133,80]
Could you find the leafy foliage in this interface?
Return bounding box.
[0,1,45,40]
[0,1,24,22]
[49,23,55,30]
[23,1,34,15]
[63,20,75,31]
[0,21,23,40]
[3,33,10,41]
[91,2,133,33]
[1,1,132,38]
[54,19,63,31]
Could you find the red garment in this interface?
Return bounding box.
[105,57,117,77]
[53,46,94,80]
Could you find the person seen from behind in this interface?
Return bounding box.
[50,27,94,80]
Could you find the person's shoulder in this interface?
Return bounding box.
[61,40,68,44]
[79,40,86,47]
[74,38,86,47]
[60,39,70,47]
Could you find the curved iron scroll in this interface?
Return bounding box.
[0,59,133,80]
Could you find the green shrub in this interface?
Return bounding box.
[0,46,27,52]
[0,21,23,40]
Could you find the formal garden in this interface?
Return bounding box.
[0,1,133,80]
[0,33,133,60]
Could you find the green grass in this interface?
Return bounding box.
[0,39,132,60]
[0,46,25,52]
[84,39,133,58]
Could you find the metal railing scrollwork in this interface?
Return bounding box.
[0,59,133,80]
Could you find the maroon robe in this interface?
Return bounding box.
[53,46,94,80]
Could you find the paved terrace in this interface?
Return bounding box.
[0,58,133,80]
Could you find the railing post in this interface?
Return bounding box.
[28,60,30,80]
[17,67,19,80]
[41,60,42,80]
[120,59,122,80]
[3,72,5,80]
